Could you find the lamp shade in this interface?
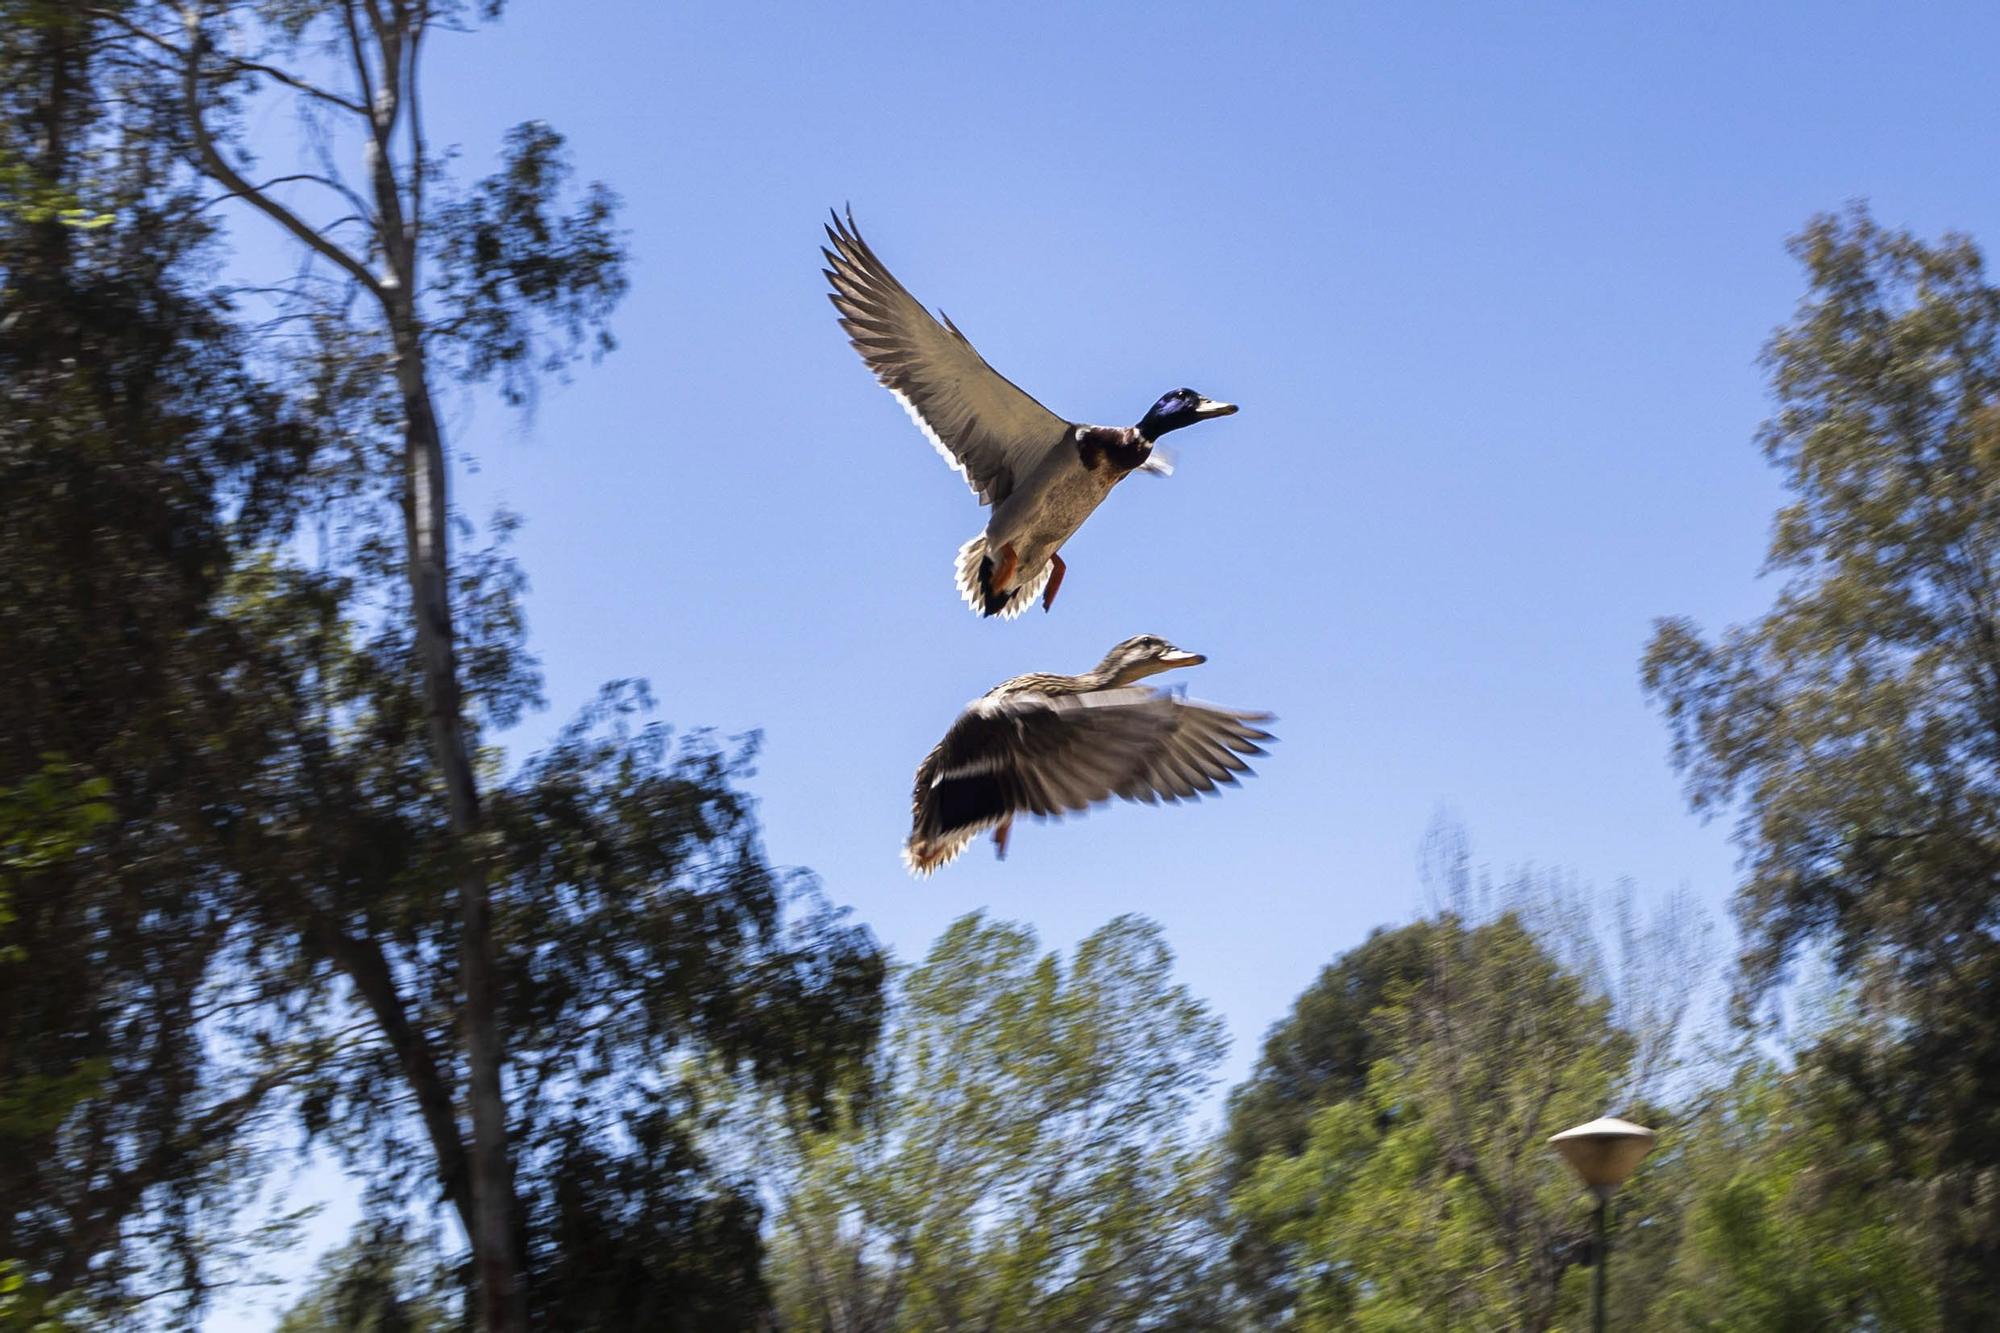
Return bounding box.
[1549,1117,1656,1198]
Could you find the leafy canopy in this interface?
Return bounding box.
[1644,205,2000,1319]
[749,913,1231,1333]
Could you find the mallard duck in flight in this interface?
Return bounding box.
[903,635,1274,875]
[824,209,1239,617]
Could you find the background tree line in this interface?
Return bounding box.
[4,2,1998,1329]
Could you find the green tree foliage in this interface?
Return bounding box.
[745,914,1230,1332]
[2,5,885,1326]
[1222,920,1440,1317]
[1663,1055,1936,1331]
[0,761,114,1185]
[0,1260,79,1333]
[1224,921,1440,1178]
[1644,206,2000,1321]
[0,763,110,1333]
[107,3,641,1317]
[1232,914,1648,1331]
[0,3,326,1317]
[0,760,112,951]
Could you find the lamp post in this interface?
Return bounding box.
[1549,1117,1656,1333]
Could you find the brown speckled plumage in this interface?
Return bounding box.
[903,637,1275,875]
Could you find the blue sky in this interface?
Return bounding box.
[425,0,2000,1067]
[211,0,2000,1321]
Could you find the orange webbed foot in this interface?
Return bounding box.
[1042,553,1067,612]
[992,816,1013,861]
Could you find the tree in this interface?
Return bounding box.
[89,4,630,1321]
[1662,1055,1936,1331]
[0,762,112,1333]
[741,914,1231,1332]
[1221,919,1440,1317]
[5,5,886,1325]
[1231,914,1658,1331]
[1224,922,1441,1177]
[273,1216,453,1333]
[159,552,885,1330]
[1644,206,2000,1322]
[1,3,327,1316]
[1225,823,1713,1325]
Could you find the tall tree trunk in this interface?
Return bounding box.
[167,3,529,1323]
[392,317,525,1332]
[366,10,522,1313]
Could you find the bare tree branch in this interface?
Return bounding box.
[176,8,385,301]
[197,171,372,223]
[91,5,370,114]
[218,52,368,115]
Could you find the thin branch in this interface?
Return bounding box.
[407,8,426,259]
[178,9,386,302]
[218,52,369,115]
[92,4,368,114]
[86,6,182,61]
[339,0,381,127]
[198,172,371,222]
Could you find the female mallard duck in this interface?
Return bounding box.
[903,635,1274,875]
[824,210,1238,618]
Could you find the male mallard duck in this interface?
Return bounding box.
[903,635,1274,875]
[824,210,1238,618]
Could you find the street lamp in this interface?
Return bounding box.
[1549,1117,1656,1333]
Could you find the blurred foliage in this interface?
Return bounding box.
[738,914,1233,1332]
[4,4,884,1326]
[0,1259,80,1333]
[0,759,113,959]
[1645,205,2000,1322]
[1225,921,1440,1176]
[0,154,112,230]
[1232,914,1639,1331]
[429,119,629,407]
[1221,899,1954,1330]
[1222,919,1439,1317]
[273,1216,454,1333]
[1662,1053,1936,1330]
[0,0,327,1317]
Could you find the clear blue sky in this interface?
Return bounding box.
[426,0,2000,1064]
[214,0,2000,1321]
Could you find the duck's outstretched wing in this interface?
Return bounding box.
[903,688,1274,876]
[825,209,1071,508]
[1112,699,1275,804]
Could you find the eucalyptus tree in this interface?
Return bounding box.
[1645,207,2000,1321]
[1,1,329,1316]
[10,5,884,1327]
[87,2,626,1323]
[1221,920,1441,1320]
[273,1216,453,1333]
[1661,1053,1937,1330]
[1231,914,1648,1331]
[743,914,1232,1333]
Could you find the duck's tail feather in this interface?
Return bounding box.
[902,826,981,878]
[955,533,1051,620]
